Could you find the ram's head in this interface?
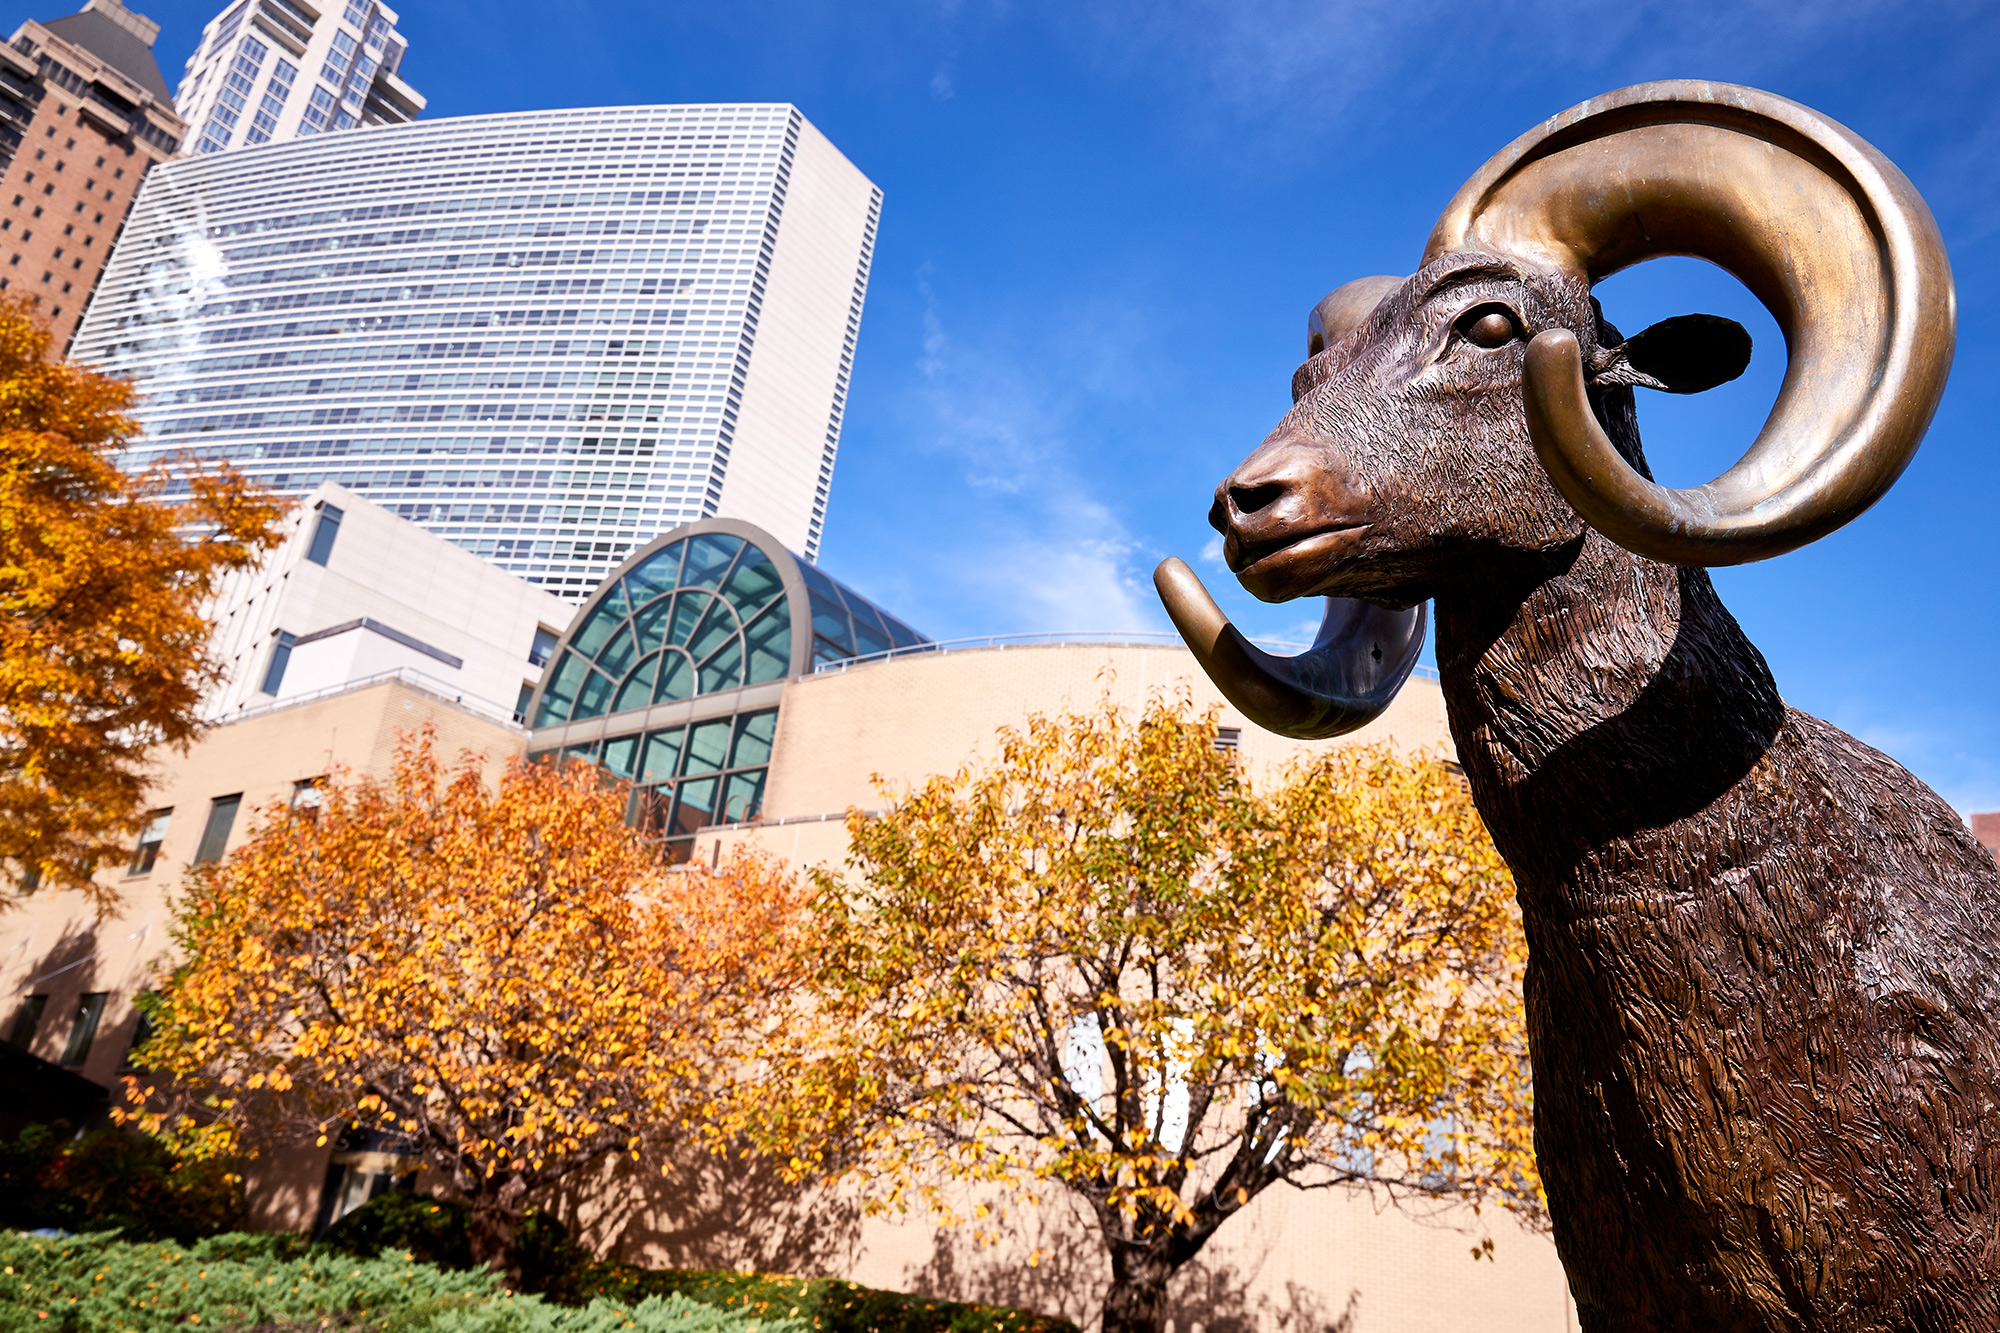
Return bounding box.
[1157,81,1955,738]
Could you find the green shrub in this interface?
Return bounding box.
[0,1123,244,1243]
[325,1196,1076,1333]
[0,1230,801,1333]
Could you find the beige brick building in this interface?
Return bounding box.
[2,516,1578,1329]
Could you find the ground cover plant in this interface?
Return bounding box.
[0,1230,803,1333]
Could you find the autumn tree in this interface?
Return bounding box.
[776,695,1539,1333]
[127,729,807,1275]
[0,296,286,901]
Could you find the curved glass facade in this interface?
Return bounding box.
[70,103,882,592]
[527,518,924,860]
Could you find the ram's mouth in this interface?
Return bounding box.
[1226,522,1372,599]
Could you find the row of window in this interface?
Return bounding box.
[124,778,326,878]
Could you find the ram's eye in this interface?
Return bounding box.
[1458,305,1521,349]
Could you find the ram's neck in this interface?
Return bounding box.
[1432,532,1786,904]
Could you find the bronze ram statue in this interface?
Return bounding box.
[1157,82,1995,1329]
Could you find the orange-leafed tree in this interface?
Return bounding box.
[127,729,807,1274]
[0,296,286,901]
[775,695,1539,1333]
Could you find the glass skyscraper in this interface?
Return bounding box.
[71,103,881,592]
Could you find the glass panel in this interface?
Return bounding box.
[883,615,926,649]
[631,594,671,655]
[640,728,683,784]
[600,734,638,780]
[848,601,892,658]
[730,709,778,768]
[809,592,853,655]
[670,776,719,835]
[680,534,744,589]
[569,588,629,659]
[720,549,783,619]
[570,667,616,721]
[654,649,695,703]
[796,560,844,604]
[612,654,657,714]
[683,719,732,774]
[594,622,638,678]
[561,739,600,762]
[193,795,242,866]
[813,635,852,667]
[698,637,742,694]
[743,601,791,682]
[667,590,710,648]
[686,597,738,662]
[723,769,766,823]
[622,540,684,606]
[534,651,588,725]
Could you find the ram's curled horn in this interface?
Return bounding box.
[1428,80,1956,567]
[1154,559,1427,740]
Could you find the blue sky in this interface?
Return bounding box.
[129,0,1999,808]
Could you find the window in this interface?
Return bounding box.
[1214,727,1242,752]
[121,999,155,1070]
[305,502,343,565]
[291,777,327,812]
[514,681,534,724]
[59,991,108,1066]
[261,630,297,694]
[5,994,46,1049]
[128,809,171,875]
[193,794,242,865]
[19,863,40,894]
[528,625,559,667]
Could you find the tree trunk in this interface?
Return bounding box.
[466,1178,529,1282]
[1100,1252,1174,1333]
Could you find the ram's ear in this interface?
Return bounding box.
[1592,313,1752,394]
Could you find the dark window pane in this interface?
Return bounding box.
[667,590,710,648]
[683,719,731,774]
[640,728,683,784]
[632,591,674,654]
[622,540,683,606]
[569,590,629,659]
[528,626,559,667]
[723,769,766,823]
[562,740,601,763]
[654,650,695,703]
[813,636,851,666]
[808,593,852,655]
[612,655,657,714]
[193,795,241,866]
[796,561,843,604]
[261,630,297,695]
[680,534,744,589]
[600,734,638,780]
[730,709,778,768]
[698,637,742,694]
[59,991,107,1066]
[720,550,783,619]
[128,809,170,875]
[594,621,638,678]
[570,667,616,721]
[534,650,588,725]
[883,616,926,649]
[670,776,719,835]
[848,604,891,658]
[743,601,791,682]
[662,837,695,866]
[6,995,47,1049]
[514,681,535,724]
[686,597,737,663]
[305,504,343,566]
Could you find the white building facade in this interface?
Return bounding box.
[203,481,575,724]
[70,103,879,594]
[175,0,423,154]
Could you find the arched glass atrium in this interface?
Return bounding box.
[526,518,924,859]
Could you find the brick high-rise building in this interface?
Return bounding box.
[0,0,184,352]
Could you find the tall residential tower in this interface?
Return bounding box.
[70,103,881,594]
[175,0,423,154]
[0,0,185,350]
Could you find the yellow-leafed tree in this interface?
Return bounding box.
[774,694,1539,1333]
[0,296,286,901]
[128,729,806,1274]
